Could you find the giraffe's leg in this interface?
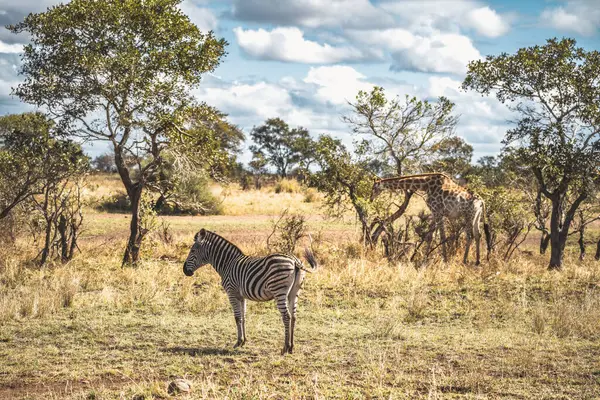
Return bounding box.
[423,218,438,264]
[439,221,448,262]
[276,293,292,355]
[287,270,304,354]
[463,229,473,265]
[473,219,482,266]
[228,296,245,348]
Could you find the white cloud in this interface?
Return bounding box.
[464,7,510,38]
[540,2,600,36]
[303,66,374,105]
[427,76,512,150]
[0,41,22,53]
[379,0,511,37]
[347,28,481,75]
[179,1,218,32]
[230,0,395,29]
[234,27,381,64]
[391,33,481,75]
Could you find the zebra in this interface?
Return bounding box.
[183,228,318,354]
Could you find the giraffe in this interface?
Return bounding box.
[371,173,491,265]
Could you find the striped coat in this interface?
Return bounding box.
[183,229,317,354]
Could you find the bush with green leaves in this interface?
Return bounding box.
[468,176,532,261]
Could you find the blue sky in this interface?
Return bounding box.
[0,0,599,164]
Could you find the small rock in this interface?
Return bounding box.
[168,378,192,395]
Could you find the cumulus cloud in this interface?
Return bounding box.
[540,1,600,36]
[464,7,510,38]
[0,41,23,53]
[230,0,395,29]
[347,28,481,75]
[302,65,374,106]
[192,66,511,161]
[379,0,511,38]
[179,0,218,32]
[234,27,381,64]
[427,76,512,152]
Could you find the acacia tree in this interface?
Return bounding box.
[463,38,600,269]
[250,118,312,178]
[427,136,473,178]
[344,87,459,176]
[10,0,229,264]
[311,135,413,246]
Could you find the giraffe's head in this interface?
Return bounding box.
[183,229,210,276]
[370,178,383,201]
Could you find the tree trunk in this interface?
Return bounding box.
[548,232,566,270]
[547,191,587,270]
[40,219,52,266]
[539,232,551,254]
[369,191,414,244]
[122,186,145,266]
[58,215,68,263]
[594,238,600,261]
[578,225,585,261]
[68,222,78,261]
[548,197,564,270]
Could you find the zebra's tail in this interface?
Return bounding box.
[296,247,318,273]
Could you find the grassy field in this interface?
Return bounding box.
[1,175,600,399]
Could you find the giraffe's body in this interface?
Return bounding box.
[372,173,490,265]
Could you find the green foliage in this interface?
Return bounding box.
[92,153,116,173]
[311,135,374,221]
[161,172,222,215]
[0,112,89,220]
[463,37,600,268]
[427,136,473,177]
[344,86,459,176]
[467,175,532,260]
[250,118,314,178]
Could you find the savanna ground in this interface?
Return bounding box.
[1,174,600,399]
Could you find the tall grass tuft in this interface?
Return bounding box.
[274,178,301,194]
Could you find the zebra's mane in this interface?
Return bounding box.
[202,230,245,257]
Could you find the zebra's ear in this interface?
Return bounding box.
[194,229,206,242]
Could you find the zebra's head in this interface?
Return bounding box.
[183,229,210,277]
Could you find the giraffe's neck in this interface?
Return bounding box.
[378,174,445,194]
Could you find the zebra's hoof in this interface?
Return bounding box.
[233,340,245,349]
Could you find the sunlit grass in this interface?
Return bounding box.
[1,182,600,399]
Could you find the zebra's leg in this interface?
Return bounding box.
[228,296,245,348]
[276,293,292,355]
[287,270,303,354]
[240,298,247,346]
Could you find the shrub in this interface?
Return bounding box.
[303,187,319,203]
[96,176,223,216]
[95,192,131,212]
[274,178,301,194]
[267,209,307,254]
[158,174,223,215]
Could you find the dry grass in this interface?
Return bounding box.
[1,183,600,399]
